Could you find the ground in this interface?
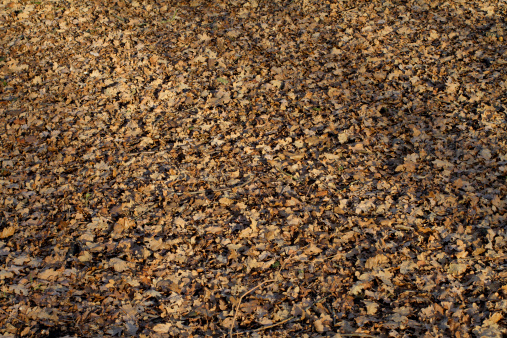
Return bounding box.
[1,0,507,337]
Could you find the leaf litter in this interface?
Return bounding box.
[1,0,507,336]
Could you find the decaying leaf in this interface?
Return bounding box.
[448,263,468,275]
[0,0,505,336]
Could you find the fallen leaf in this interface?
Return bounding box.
[0,226,15,238]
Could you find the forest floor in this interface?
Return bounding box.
[1,0,507,337]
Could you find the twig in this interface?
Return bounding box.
[229,279,276,338]
[228,249,379,337]
[228,244,379,337]
[112,14,126,22]
[232,295,330,335]
[272,164,302,183]
[340,6,357,14]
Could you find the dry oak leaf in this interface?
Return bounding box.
[433,159,454,169]
[304,244,323,255]
[219,197,234,206]
[174,217,186,227]
[153,323,171,333]
[349,143,366,153]
[112,217,135,238]
[484,313,503,326]
[355,198,375,215]
[446,81,460,94]
[447,263,467,275]
[205,226,223,234]
[492,196,505,210]
[9,283,29,296]
[473,323,504,338]
[13,255,31,265]
[286,214,302,226]
[0,270,14,280]
[481,148,492,160]
[395,161,417,172]
[338,132,349,144]
[364,300,379,315]
[328,87,340,97]
[38,269,60,280]
[316,315,333,333]
[365,254,389,269]
[0,226,16,238]
[323,153,341,161]
[271,79,282,88]
[78,251,93,262]
[109,258,130,272]
[399,259,418,274]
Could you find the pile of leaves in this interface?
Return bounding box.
[1,0,507,336]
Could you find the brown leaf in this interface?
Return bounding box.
[0,226,16,239]
[365,254,389,269]
[38,269,59,280]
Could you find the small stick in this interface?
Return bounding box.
[273,165,300,182]
[232,295,330,335]
[229,279,276,338]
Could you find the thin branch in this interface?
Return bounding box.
[229,279,276,338]
[233,295,331,335]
